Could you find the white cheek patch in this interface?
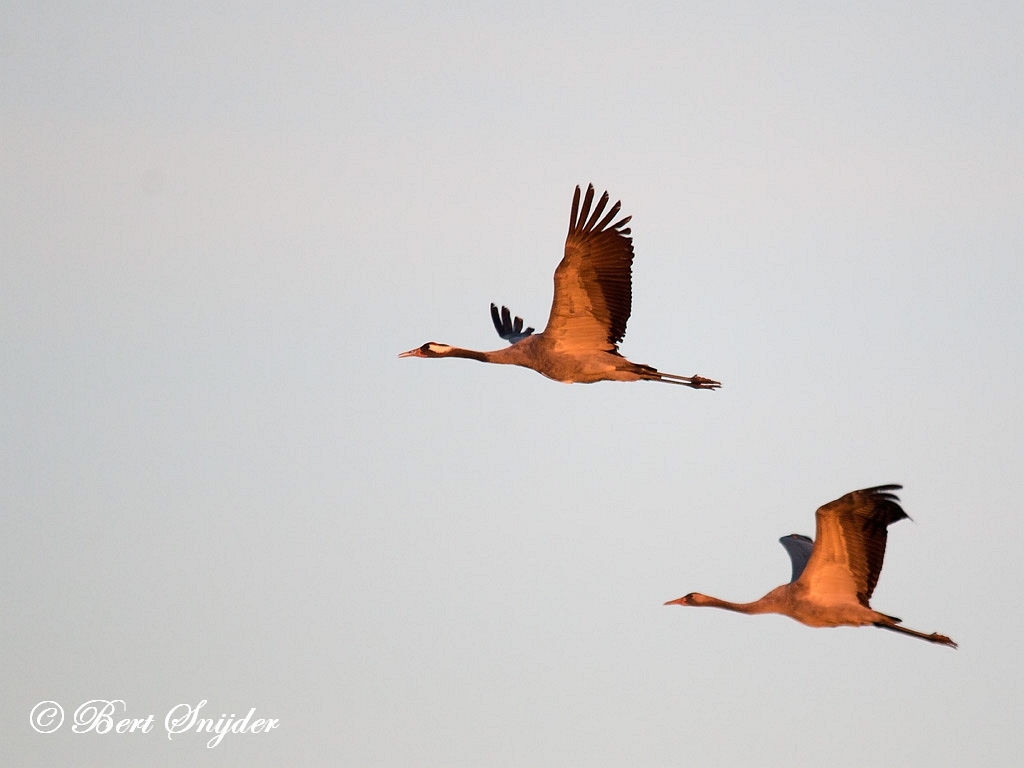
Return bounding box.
[429,344,452,354]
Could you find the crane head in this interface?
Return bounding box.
[399,343,452,358]
[664,593,701,607]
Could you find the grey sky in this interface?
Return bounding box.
[3,2,1022,766]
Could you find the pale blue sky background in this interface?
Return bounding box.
[3,2,1022,766]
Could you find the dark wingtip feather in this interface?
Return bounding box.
[576,184,596,232]
[856,483,910,527]
[865,484,907,515]
[583,191,610,233]
[867,483,904,494]
[569,184,633,238]
[490,303,535,344]
[781,533,813,544]
[594,199,622,232]
[490,303,502,335]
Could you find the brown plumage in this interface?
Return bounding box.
[665,485,957,648]
[399,184,719,388]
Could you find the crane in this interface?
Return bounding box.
[664,485,957,648]
[399,184,720,388]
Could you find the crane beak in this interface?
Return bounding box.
[664,596,687,606]
[398,347,424,358]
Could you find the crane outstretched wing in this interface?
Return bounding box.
[797,484,908,606]
[543,184,634,352]
[490,303,535,344]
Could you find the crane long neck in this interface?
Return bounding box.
[693,593,777,615]
[443,347,493,363]
[444,345,528,365]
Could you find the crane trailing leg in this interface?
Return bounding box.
[874,621,958,648]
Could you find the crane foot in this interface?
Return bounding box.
[687,375,721,390]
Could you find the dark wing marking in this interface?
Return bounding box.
[490,303,535,344]
[779,534,814,583]
[799,484,908,606]
[543,184,634,352]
